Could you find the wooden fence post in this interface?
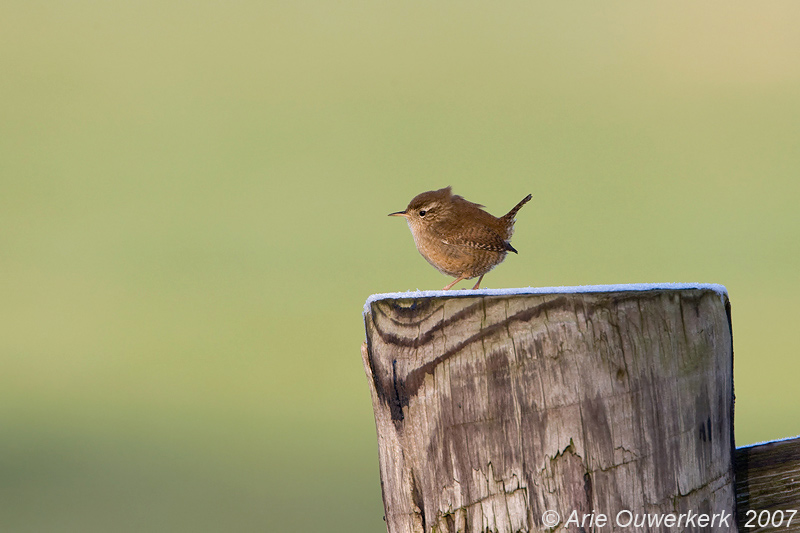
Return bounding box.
[362,285,735,532]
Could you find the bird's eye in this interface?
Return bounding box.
[419,210,427,217]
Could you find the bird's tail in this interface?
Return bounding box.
[503,194,532,221]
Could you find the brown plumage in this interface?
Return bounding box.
[389,187,532,290]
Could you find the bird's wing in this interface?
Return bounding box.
[434,222,510,253]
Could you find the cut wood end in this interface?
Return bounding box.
[364,282,729,316]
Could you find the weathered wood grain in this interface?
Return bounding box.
[362,289,735,532]
[735,437,800,532]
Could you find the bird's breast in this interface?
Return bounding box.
[408,226,505,278]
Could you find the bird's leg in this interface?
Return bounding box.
[471,274,485,290]
[443,274,468,290]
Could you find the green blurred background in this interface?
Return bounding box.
[1,2,798,531]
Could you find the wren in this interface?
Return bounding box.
[389,187,532,290]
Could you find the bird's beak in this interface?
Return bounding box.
[388,210,408,217]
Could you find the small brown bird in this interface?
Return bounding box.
[389,187,532,290]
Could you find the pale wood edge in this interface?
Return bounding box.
[735,437,800,531]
